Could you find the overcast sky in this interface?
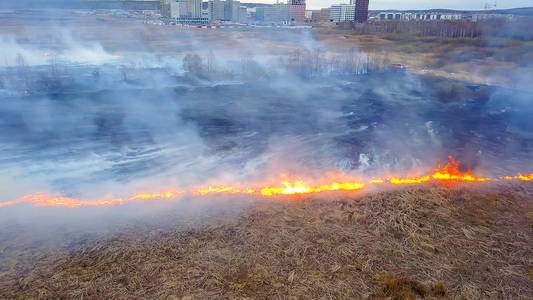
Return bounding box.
[253,0,533,10]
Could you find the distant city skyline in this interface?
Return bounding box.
[244,0,533,10]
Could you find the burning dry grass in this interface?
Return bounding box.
[1,184,533,299]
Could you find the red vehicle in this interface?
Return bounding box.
[391,63,409,71]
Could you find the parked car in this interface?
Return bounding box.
[391,63,409,72]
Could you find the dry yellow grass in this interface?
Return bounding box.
[2,13,530,89]
[314,30,533,89]
[1,184,532,299]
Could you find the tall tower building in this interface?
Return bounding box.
[355,0,369,23]
[161,0,171,17]
[224,0,233,21]
[208,0,224,21]
[290,0,305,23]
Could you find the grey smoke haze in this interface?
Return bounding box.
[0,14,532,231]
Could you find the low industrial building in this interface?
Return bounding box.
[378,11,463,21]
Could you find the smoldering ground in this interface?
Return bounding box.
[0,15,533,228]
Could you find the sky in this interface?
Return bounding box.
[1,0,532,11]
[260,0,533,10]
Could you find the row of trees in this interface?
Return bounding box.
[340,19,533,41]
[8,53,66,93]
[283,47,388,76]
[3,49,392,94]
[343,20,483,39]
[182,48,393,79]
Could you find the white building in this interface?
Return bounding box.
[330,4,355,23]
[378,11,463,21]
[237,6,248,23]
[208,0,245,22]
[305,9,313,20]
[170,0,202,18]
[263,3,290,24]
[471,13,515,22]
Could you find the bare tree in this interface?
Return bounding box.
[121,65,128,81]
[16,53,30,91]
[207,50,215,74]
[183,53,205,78]
[311,47,324,75]
[350,20,484,39]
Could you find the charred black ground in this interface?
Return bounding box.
[1,70,532,195]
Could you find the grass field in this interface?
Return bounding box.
[314,29,533,89]
[2,12,532,90]
[1,184,532,299]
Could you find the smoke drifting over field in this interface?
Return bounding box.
[0,14,532,227]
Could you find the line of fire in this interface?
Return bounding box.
[1,157,531,208]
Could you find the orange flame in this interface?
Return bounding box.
[431,156,490,182]
[261,181,365,196]
[390,176,431,185]
[127,191,183,201]
[0,156,530,209]
[4,190,184,208]
[0,200,19,208]
[517,174,533,181]
[193,186,255,196]
[503,174,533,181]
[389,156,490,184]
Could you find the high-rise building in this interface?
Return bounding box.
[207,0,245,22]
[274,3,291,23]
[355,0,369,23]
[319,8,331,22]
[290,0,305,23]
[208,0,225,21]
[167,0,207,23]
[169,0,202,18]
[330,4,355,23]
[224,0,233,21]
[237,6,248,23]
[161,0,171,16]
[254,1,305,25]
